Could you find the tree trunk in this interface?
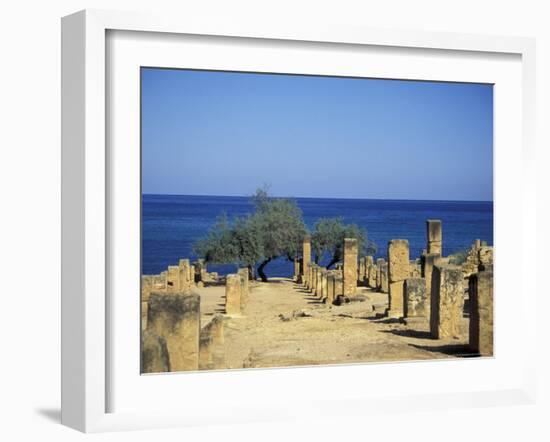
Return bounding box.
[314,254,320,264]
[247,264,255,280]
[326,255,339,269]
[257,257,272,282]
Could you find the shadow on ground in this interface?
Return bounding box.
[408,343,479,357]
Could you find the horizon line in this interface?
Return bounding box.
[142,192,494,204]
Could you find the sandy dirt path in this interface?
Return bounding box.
[194,277,473,370]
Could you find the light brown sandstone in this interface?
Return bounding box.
[302,235,311,285]
[387,239,410,317]
[469,270,493,356]
[430,265,464,339]
[141,330,170,373]
[199,314,225,370]
[167,265,180,292]
[147,292,201,372]
[427,219,442,255]
[404,277,427,318]
[225,274,242,316]
[238,268,249,309]
[343,238,358,296]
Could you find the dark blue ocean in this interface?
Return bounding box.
[142,194,493,277]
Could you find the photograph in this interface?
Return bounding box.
[139,67,494,373]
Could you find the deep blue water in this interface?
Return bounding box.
[142,194,493,277]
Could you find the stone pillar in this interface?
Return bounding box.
[237,268,249,308]
[430,265,464,339]
[178,259,191,293]
[189,265,195,285]
[167,265,180,292]
[199,314,225,370]
[320,268,328,300]
[147,292,200,372]
[343,238,358,296]
[141,276,153,330]
[387,239,410,318]
[421,252,440,319]
[334,274,344,300]
[326,272,336,305]
[469,270,493,356]
[293,257,300,282]
[358,257,365,285]
[427,219,442,255]
[141,330,170,373]
[478,246,493,271]
[380,263,389,293]
[302,235,311,285]
[376,258,385,291]
[404,277,427,318]
[225,274,242,315]
[316,265,323,297]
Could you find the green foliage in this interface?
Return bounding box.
[311,217,376,268]
[193,187,306,280]
[449,248,469,265]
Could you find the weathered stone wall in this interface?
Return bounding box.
[343,238,358,296]
[426,219,442,255]
[225,274,242,315]
[199,314,225,370]
[404,277,427,318]
[387,239,410,318]
[469,270,494,356]
[430,265,464,339]
[141,329,170,373]
[147,292,201,372]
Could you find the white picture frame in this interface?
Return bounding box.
[61,9,537,433]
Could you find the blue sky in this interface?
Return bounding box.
[141,68,493,201]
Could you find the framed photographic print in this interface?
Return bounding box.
[61,9,537,432]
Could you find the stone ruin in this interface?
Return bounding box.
[140,256,252,373]
[294,219,494,355]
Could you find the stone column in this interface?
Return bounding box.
[302,235,311,285]
[334,274,343,300]
[179,259,191,293]
[316,265,323,297]
[478,246,493,271]
[343,238,358,296]
[469,270,493,356]
[189,265,195,286]
[366,256,375,288]
[387,239,410,318]
[430,265,464,339]
[358,257,365,285]
[421,252,440,319]
[167,265,180,292]
[427,219,442,255]
[237,268,249,309]
[225,274,241,315]
[147,292,201,372]
[141,276,153,330]
[320,268,328,300]
[404,277,427,318]
[293,257,300,282]
[380,263,389,293]
[376,258,385,291]
[326,272,336,305]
